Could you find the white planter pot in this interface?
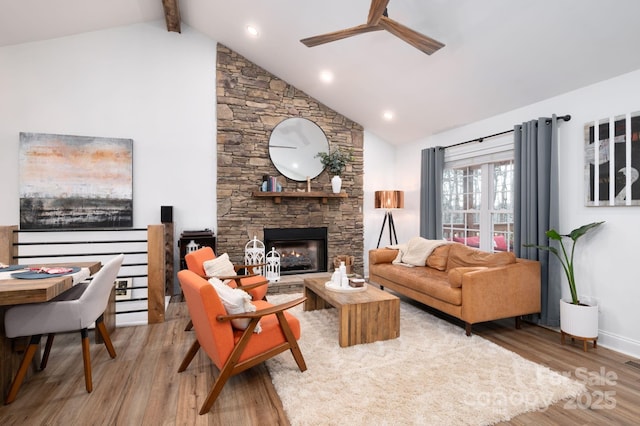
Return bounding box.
[560,298,598,339]
[331,175,342,193]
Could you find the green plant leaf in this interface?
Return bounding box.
[569,221,604,241]
[523,221,604,305]
[315,147,353,176]
[546,229,562,240]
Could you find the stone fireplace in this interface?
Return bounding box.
[215,44,364,278]
[264,227,328,275]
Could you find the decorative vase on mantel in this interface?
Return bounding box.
[331,175,342,193]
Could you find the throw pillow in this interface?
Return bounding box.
[203,253,237,284]
[426,244,451,271]
[446,243,516,270]
[208,277,261,333]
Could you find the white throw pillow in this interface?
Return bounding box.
[208,277,261,333]
[203,253,237,284]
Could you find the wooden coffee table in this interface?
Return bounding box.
[303,276,400,347]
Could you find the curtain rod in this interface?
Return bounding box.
[442,114,571,150]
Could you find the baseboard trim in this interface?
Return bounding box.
[597,329,640,359]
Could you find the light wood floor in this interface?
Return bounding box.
[0,295,639,425]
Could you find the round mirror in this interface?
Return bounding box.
[268,117,329,181]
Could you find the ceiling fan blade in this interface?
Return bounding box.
[378,16,444,55]
[367,0,390,25]
[301,24,383,48]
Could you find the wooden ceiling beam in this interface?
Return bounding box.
[162,0,181,33]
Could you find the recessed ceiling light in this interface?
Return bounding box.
[319,70,334,83]
[383,111,394,120]
[246,25,259,37]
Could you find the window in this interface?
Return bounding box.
[441,135,514,252]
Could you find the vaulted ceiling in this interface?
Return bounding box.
[3,0,640,145]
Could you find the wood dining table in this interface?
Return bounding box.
[0,261,102,398]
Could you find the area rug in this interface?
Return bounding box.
[265,293,585,426]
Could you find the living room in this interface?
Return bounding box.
[1,1,640,424]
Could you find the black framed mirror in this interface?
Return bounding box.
[268,117,329,181]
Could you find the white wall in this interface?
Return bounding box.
[395,69,640,358]
[362,131,396,273]
[0,21,217,235]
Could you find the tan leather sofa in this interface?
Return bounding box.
[368,242,541,336]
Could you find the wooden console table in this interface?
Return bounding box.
[252,191,348,204]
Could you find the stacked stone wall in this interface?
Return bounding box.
[216,44,364,275]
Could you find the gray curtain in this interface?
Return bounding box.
[514,115,560,326]
[420,147,444,240]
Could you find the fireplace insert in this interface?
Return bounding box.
[264,227,328,275]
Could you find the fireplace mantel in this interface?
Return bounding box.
[252,191,348,204]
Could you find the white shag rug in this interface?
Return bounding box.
[266,293,585,426]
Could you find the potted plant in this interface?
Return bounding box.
[525,221,604,343]
[315,147,353,193]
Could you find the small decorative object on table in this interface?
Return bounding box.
[333,255,354,274]
[324,280,367,293]
[349,278,365,288]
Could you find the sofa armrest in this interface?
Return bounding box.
[459,259,541,324]
[369,248,399,265]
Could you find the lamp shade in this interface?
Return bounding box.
[374,190,404,209]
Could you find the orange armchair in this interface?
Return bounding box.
[184,246,269,301]
[177,269,307,415]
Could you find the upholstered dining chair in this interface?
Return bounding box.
[177,269,307,415]
[3,254,124,404]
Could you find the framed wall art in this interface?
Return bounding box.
[584,112,640,206]
[19,132,133,228]
[115,277,133,301]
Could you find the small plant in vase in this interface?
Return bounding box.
[315,147,353,193]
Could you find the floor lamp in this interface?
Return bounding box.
[375,190,404,248]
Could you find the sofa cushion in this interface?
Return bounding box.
[369,248,399,265]
[369,263,461,306]
[448,266,488,288]
[426,244,451,271]
[446,243,516,270]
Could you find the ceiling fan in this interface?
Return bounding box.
[300,0,444,55]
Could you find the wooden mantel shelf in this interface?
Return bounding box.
[252,191,348,204]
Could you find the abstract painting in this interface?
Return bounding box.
[19,133,133,229]
[584,113,640,206]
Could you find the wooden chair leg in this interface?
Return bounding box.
[40,333,55,370]
[276,312,307,372]
[81,328,93,393]
[199,365,234,415]
[178,340,200,372]
[198,320,260,415]
[184,319,193,331]
[5,335,41,404]
[95,315,116,358]
[465,323,472,336]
